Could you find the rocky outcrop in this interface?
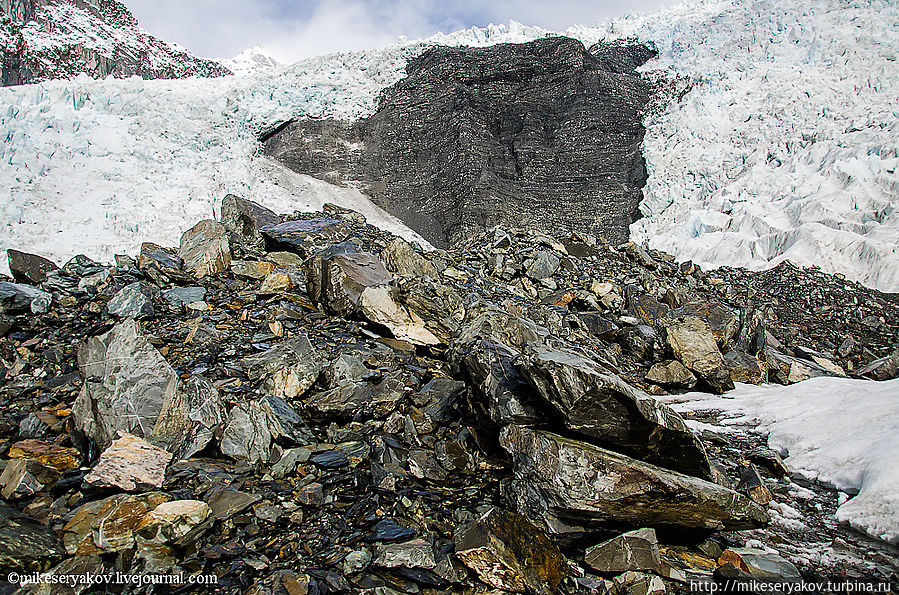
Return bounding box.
[264,36,656,248]
[0,0,231,86]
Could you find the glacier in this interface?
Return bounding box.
[0,0,897,293]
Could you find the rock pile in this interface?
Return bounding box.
[1,197,897,593]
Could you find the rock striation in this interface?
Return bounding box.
[264,36,655,249]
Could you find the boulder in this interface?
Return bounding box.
[62,492,172,555]
[736,464,773,506]
[137,242,188,284]
[0,503,64,571]
[644,360,697,389]
[83,433,173,492]
[221,194,281,249]
[0,458,61,499]
[359,285,440,345]
[106,282,155,319]
[670,302,739,344]
[857,349,899,381]
[717,548,802,579]
[306,250,393,316]
[206,486,261,520]
[220,400,275,464]
[160,375,225,459]
[380,237,438,278]
[240,336,323,399]
[584,528,661,574]
[305,373,406,420]
[612,571,667,595]
[662,316,734,393]
[73,319,180,449]
[135,499,212,546]
[374,539,437,569]
[455,508,567,595]
[0,281,51,314]
[518,343,714,479]
[398,281,464,343]
[627,289,670,326]
[724,350,766,385]
[500,426,768,534]
[7,249,59,284]
[526,251,561,280]
[261,217,349,256]
[178,219,231,278]
[231,259,276,280]
[7,439,80,471]
[162,286,206,309]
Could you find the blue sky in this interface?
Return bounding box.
[126,0,673,63]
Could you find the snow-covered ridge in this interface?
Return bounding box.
[219,46,283,78]
[0,0,897,292]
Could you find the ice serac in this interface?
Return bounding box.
[499,426,768,534]
[0,0,231,86]
[264,36,656,248]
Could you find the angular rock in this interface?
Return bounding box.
[0,503,64,571]
[663,316,734,393]
[737,464,773,506]
[221,194,281,249]
[724,350,766,385]
[0,281,52,314]
[455,507,567,595]
[270,447,312,479]
[612,571,666,595]
[585,528,661,574]
[206,486,260,520]
[374,539,437,569]
[0,458,61,499]
[360,285,440,345]
[381,237,438,278]
[83,433,173,492]
[261,217,349,255]
[398,280,464,343]
[136,499,212,545]
[519,343,714,479]
[500,426,768,533]
[106,281,155,319]
[7,439,80,471]
[306,250,393,316]
[627,289,670,326]
[138,242,188,284]
[258,269,293,293]
[305,373,406,420]
[160,375,225,459]
[670,301,739,344]
[240,336,323,399]
[645,360,697,389]
[162,286,206,309]
[7,249,59,284]
[62,492,172,555]
[717,548,802,579]
[579,312,619,340]
[74,319,180,449]
[857,349,899,381]
[178,219,231,278]
[220,400,275,464]
[231,259,276,280]
[527,251,561,280]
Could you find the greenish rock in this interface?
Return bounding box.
[645,360,697,389]
[221,194,281,249]
[380,237,438,278]
[0,503,64,571]
[240,336,323,399]
[585,528,661,574]
[107,282,155,319]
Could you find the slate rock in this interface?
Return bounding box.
[366,519,416,542]
[178,219,231,278]
[737,464,773,506]
[645,360,697,389]
[162,286,206,309]
[612,571,666,595]
[62,492,172,555]
[138,242,188,284]
[0,281,52,314]
[306,373,406,420]
[500,426,768,533]
[83,433,173,492]
[0,458,61,499]
[135,499,212,546]
[627,289,670,326]
[519,343,714,479]
[220,400,276,464]
[306,250,393,316]
[663,316,734,393]
[381,237,438,278]
[374,539,436,569]
[7,439,80,471]
[527,251,561,280]
[161,375,226,459]
[856,349,899,381]
[585,528,661,574]
[73,319,180,449]
[670,301,739,344]
[206,486,261,520]
[221,194,281,249]
[106,281,155,319]
[717,548,802,579]
[455,507,567,595]
[359,285,440,345]
[724,350,766,385]
[231,259,276,280]
[7,249,59,284]
[0,503,64,571]
[261,217,348,255]
[241,336,323,399]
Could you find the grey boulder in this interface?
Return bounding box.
[221,194,281,249]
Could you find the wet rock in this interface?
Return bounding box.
[366,519,417,542]
[241,336,323,399]
[73,319,180,449]
[0,503,64,571]
[106,282,155,319]
[221,194,281,249]
[736,464,773,506]
[381,237,438,278]
[662,316,734,393]
[62,492,172,555]
[500,426,768,533]
[455,507,567,595]
[306,250,393,316]
[724,351,766,385]
[178,219,231,278]
[207,486,261,520]
[717,548,802,579]
[360,285,440,345]
[0,458,61,499]
[83,433,173,492]
[644,360,697,389]
[162,285,206,309]
[7,249,59,284]
[585,528,661,574]
[136,499,212,545]
[670,302,739,345]
[519,343,713,479]
[374,539,437,569]
[0,281,52,314]
[7,439,80,471]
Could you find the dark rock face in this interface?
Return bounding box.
[264,36,656,248]
[0,0,231,86]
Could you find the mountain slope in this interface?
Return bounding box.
[0,0,230,85]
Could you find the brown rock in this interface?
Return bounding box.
[83,433,173,492]
[178,219,231,278]
[585,528,661,574]
[63,492,172,555]
[663,316,734,393]
[7,439,80,471]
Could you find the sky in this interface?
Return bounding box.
[126,0,673,64]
